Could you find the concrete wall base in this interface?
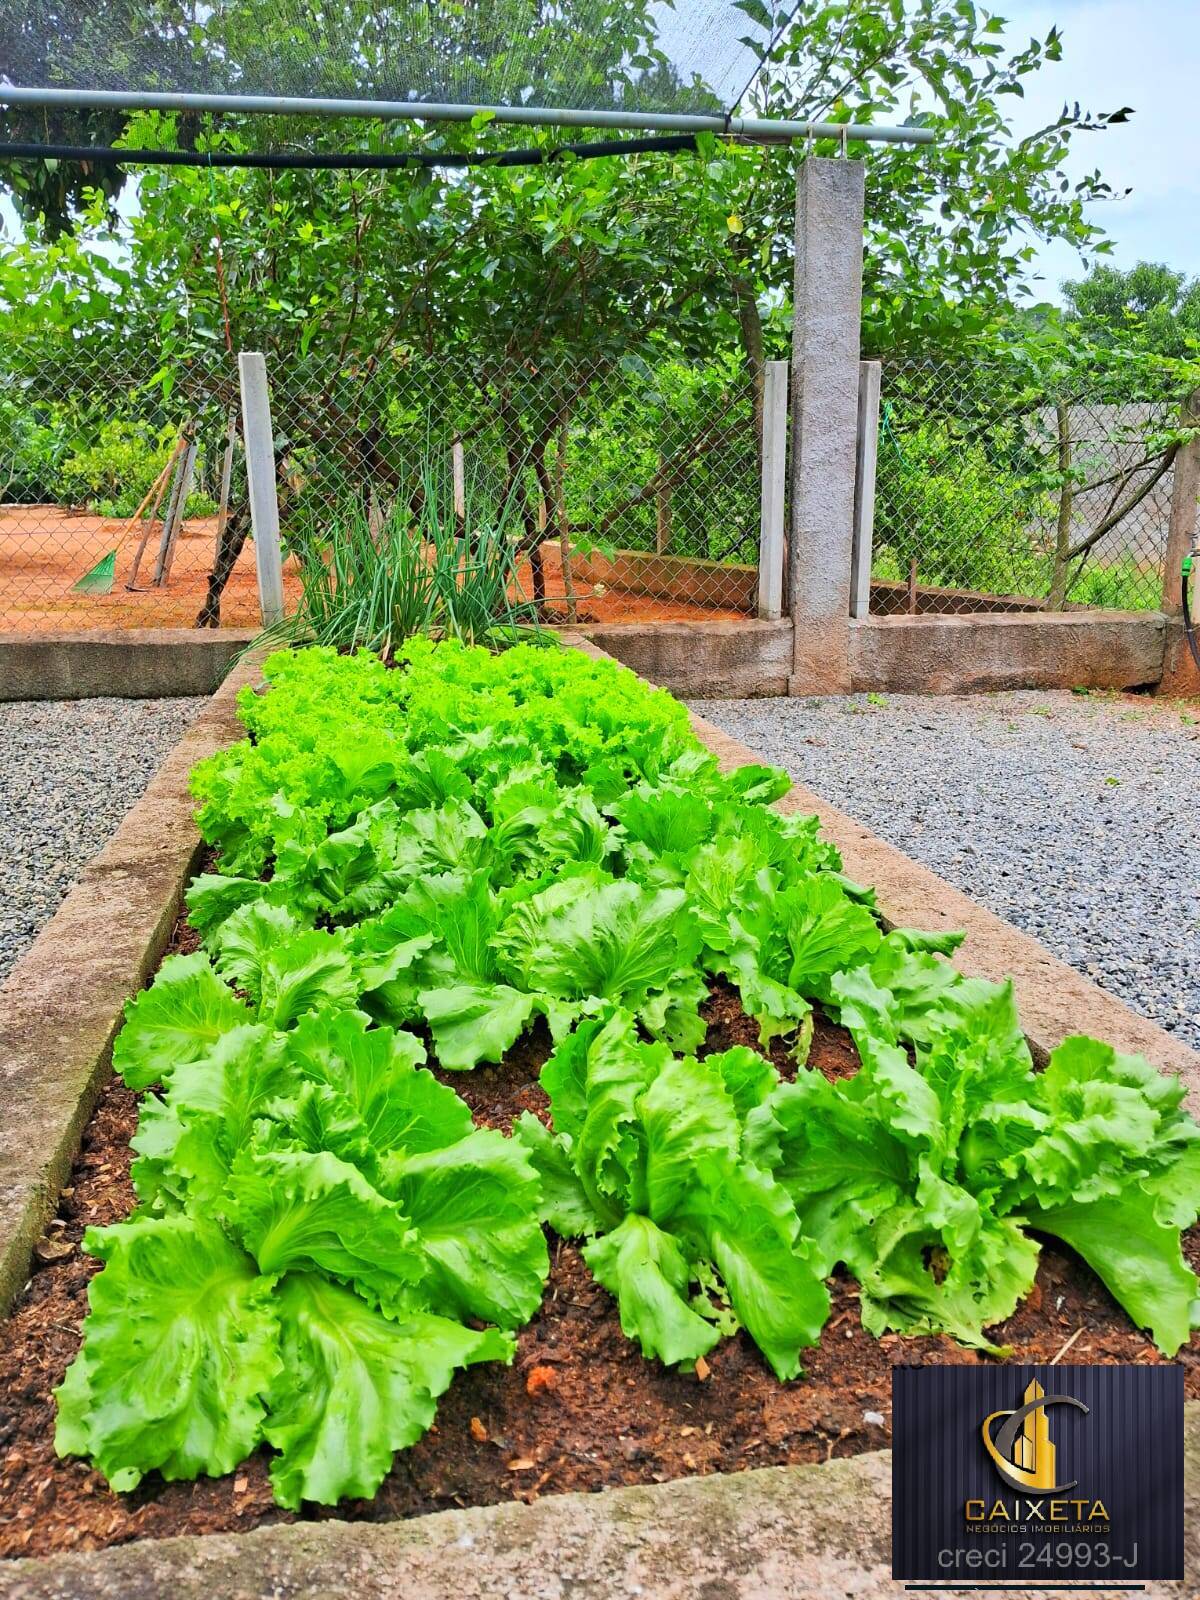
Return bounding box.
[576,620,792,697]
[572,612,1168,698]
[9,1409,1199,1598]
[0,629,258,701]
[848,610,1166,695]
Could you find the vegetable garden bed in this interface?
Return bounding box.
[1,640,1197,1561]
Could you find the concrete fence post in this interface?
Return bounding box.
[1162,385,1200,615]
[756,359,788,620]
[849,359,881,620]
[787,155,866,693]
[237,350,286,627]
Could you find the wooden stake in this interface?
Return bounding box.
[124,435,189,591]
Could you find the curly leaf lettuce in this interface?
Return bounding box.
[55,1216,279,1491]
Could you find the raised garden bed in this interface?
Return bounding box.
[1,640,1197,1564]
[4,951,1195,1559]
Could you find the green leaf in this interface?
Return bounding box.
[210,899,304,1004]
[113,953,250,1090]
[257,930,360,1029]
[418,982,541,1070]
[385,1129,549,1328]
[264,1273,512,1509]
[284,1009,467,1155]
[638,1055,741,1225]
[55,1216,278,1491]
[227,1145,423,1307]
[513,1112,599,1236]
[583,1213,720,1368]
[185,872,270,936]
[1025,1192,1200,1356]
[496,874,701,1011]
[687,1163,830,1381]
[855,1205,1040,1354]
[144,1022,290,1206]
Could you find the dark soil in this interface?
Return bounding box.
[1,923,1196,1559]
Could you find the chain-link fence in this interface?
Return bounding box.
[870,358,1182,616]
[0,345,254,630]
[0,342,764,633]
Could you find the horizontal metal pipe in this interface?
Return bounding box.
[0,84,935,144]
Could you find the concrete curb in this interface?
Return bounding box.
[0,653,265,1314]
[0,630,258,702]
[4,1406,1197,1598]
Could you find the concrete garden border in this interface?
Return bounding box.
[1,635,1197,1597]
[579,610,1173,698]
[0,651,264,1312]
[0,629,257,701]
[4,1411,1197,1599]
[3,608,1188,706]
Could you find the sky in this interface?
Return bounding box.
[997,0,1200,300]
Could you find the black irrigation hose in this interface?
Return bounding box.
[1182,555,1200,674]
[0,133,700,171]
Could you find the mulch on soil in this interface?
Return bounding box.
[1,918,1196,1559]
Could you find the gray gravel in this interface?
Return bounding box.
[691,689,1200,1051]
[0,697,203,983]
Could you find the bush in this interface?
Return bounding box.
[873,417,1051,597]
[58,419,204,517]
[0,395,69,503]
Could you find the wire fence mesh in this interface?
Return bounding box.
[0,345,763,633]
[871,358,1182,616]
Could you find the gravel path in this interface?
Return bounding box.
[691,689,1200,1051]
[0,698,203,983]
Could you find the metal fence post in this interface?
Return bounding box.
[1162,385,1200,615]
[757,360,788,620]
[850,359,881,619]
[238,350,286,626]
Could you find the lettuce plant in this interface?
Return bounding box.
[517,1008,829,1379]
[748,944,1200,1355]
[58,1003,546,1508]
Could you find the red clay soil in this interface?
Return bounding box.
[0,508,300,632]
[513,544,749,626]
[0,955,1195,1559]
[0,508,747,633]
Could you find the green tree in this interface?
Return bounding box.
[1062,261,1200,358]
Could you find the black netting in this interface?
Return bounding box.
[1,1,773,117]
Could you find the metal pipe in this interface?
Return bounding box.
[0,84,935,144]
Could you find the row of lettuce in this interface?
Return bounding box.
[56,641,1200,1509]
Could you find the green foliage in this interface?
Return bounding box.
[59,641,1200,1512]
[60,1000,542,1508]
[1,3,1136,382]
[1063,262,1200,360]
[58,419,176,515]
[517,1009,830,1379]
[754,962,1200,1354]
[268,465,538,657]
[873,415,1051,597]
